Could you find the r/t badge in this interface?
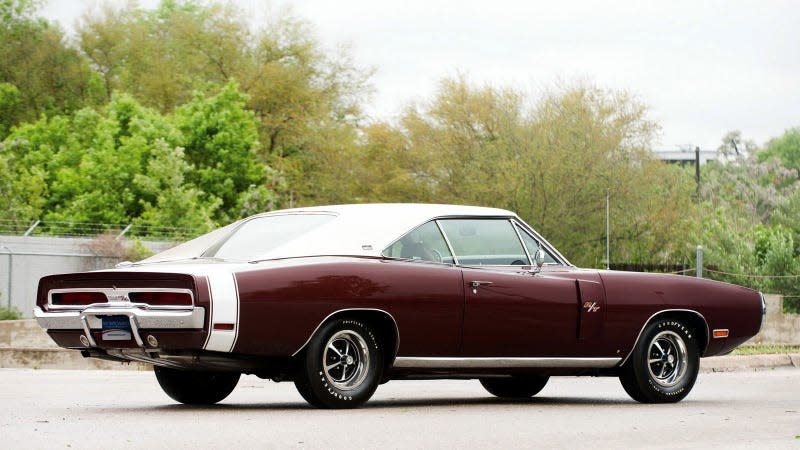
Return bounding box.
[583,301,600,312]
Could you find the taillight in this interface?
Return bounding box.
[129,292,192,306]
[51,292,107,306]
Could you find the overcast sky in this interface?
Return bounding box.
[43,0,800,151]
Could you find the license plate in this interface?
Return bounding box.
[101,316,132,341]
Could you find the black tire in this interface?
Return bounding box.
[154,366,240,405]
[619,318,700,403]
[480,375,550,398]
[294,318,383,408]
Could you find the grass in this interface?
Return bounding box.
[732,344,800,355]
[0,305,24,320]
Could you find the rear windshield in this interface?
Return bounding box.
[139,213,335,263]
[207,214,335,260]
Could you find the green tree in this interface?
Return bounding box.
[758,127,800,173]
[78,0,370,208]
[696,131,800,310]
[132,139,219,232]
[337,77,697,267]
[0,82,20,137]
[0,83,274,232]
[0,0,102,134]
[173,82,272,223]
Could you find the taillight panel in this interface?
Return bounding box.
[47,288,194,309]
[129,291,193,306]
[51,292,107,306]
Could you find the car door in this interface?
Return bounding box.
[438,218,600,357]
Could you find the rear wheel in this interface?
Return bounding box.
[154,366,240,405]
[619,318,699,403]
[294,318,383,408]
[480,375,550,398]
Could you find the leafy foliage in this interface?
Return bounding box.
[0,0,103,137]
[0,82,272,233]
[697,133,800,311]
[321,78,697,267]
[0,304,24,320]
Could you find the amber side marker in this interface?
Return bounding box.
[712,329,729,338]
[213,323,235,331]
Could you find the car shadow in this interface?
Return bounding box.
[138,395,671,412]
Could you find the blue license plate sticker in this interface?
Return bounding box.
[101,316,132,341]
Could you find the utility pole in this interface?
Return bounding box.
[695,146,701,196]
[696,245,703,278]
[606,191,610,270]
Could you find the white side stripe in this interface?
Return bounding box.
[204,272,239,352]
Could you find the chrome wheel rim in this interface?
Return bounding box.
[323,330,370,391]
[647,330,688,387]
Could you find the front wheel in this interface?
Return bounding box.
[154,366,240,405]
[619,318,699,403]
[294,318,383,408]
[480,375,550,398]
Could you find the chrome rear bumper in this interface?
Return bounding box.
[34,304,205,348]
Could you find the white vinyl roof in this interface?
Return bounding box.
[254,203,516,260]
[140,203,519,264]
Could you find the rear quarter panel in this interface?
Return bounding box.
[233,257,464,357]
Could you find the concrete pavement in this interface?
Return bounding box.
[2,367,799,449]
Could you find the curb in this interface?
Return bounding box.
[0,347,150,371]
[699,352,800,373]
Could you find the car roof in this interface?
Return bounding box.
[252,203,517,260]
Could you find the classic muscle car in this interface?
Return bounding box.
[34,204,765,408]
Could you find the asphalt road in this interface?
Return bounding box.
[1,368,798,449]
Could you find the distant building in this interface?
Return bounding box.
[652,147,719,166]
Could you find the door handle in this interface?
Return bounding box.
[469,280,493,294]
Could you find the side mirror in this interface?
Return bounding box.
[533,249,545,270]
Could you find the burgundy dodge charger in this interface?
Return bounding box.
[34,204,765,408]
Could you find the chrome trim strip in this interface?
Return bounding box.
[291,308,400,358]
[434,219,460,265]
[392,357,621,369]
[512,218,573,267]
[510,220,533,264]
[619,309,710,366]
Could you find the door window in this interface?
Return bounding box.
[515,223,559,265]
[439,219,529,266]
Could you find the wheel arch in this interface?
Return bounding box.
[292,308,400,374]
[620,309,710,366]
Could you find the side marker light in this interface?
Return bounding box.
[712,329,729,338]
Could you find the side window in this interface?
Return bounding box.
[516,224,558,265]
[439,219,529,266]
[382,221,454,264]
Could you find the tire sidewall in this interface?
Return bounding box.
[480,375,550,398]
[633,319,699,402]
[302,318,383,408]
[154,366,240,405]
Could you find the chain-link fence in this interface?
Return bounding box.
[0,219,201,241]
